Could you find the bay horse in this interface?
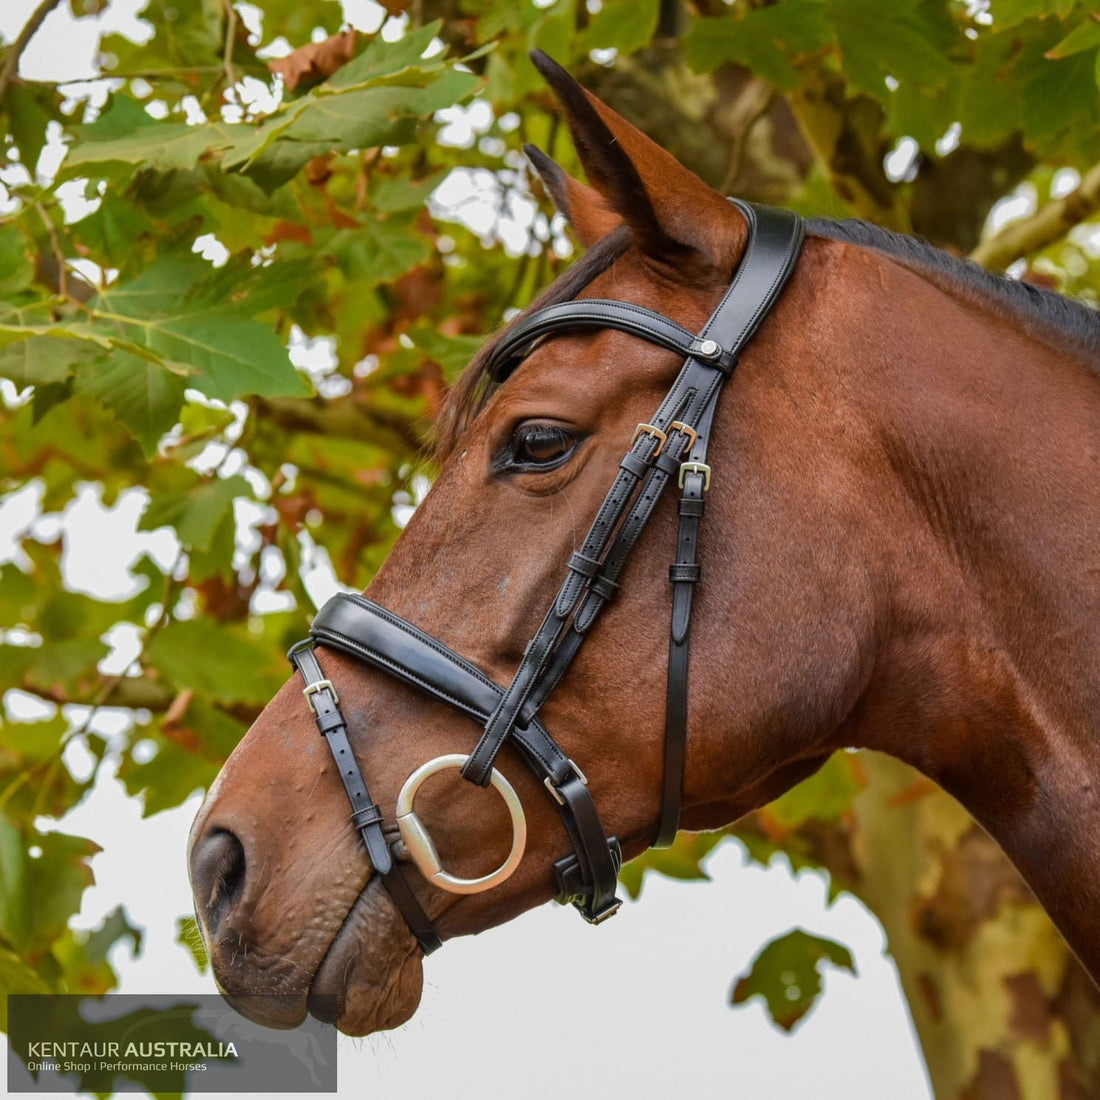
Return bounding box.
[188,53,1100,1036]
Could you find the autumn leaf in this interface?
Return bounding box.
[268,29,357,91]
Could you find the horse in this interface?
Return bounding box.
[188,52,1100,1037]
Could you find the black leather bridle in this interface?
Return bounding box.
[288,202,804,955]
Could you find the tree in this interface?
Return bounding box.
[1,1,1098,1094]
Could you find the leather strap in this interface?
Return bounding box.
[655,202,805,846]
[308,594,621,923]
[288,641,443,954]
[486,299,737,382]
[464,204,804,798]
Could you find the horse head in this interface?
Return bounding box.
[188,53,1100,1035]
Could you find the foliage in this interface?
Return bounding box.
[730,927,856,1033]
[1,0,1099,1064]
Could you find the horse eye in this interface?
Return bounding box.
[511,423,575,469]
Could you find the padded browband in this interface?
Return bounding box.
[486,299,738,381]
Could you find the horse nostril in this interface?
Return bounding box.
[190,827,247,930]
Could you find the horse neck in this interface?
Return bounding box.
[830,243,1100,974]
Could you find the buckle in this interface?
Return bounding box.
[544,758,588,806]
[678,461,712,491]
[669,421,698,450]
[631,422,667,456]
[302,678,338,714]
[581,897,623,925]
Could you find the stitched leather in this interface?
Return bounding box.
[486,299,735,381]
[308,595,619,918]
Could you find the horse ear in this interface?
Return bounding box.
[524,143,623,247]
[530,50,745,272]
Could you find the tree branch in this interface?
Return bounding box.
[220,0,238,90]
[250,394,427,455]
[969,161,1100,272]
[786,63,911,231]
[18,675,174,713]
[0,0,64,108]
[720,80,774,195]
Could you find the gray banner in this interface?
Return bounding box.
[7,994,337,1093]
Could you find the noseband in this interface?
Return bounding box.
[288,202,804,954]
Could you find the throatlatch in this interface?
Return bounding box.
[288,201,804,954]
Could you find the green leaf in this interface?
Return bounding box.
[0,335,97,388]
[70,193,159,270]
[52,905,143,994]
[0,818,99,957]
[0,815,29,950]
[64,119,245,175]
[579,0,661,55]
[0,227,34,297]
[4,82,62,170]
[371,169,447,214]
[1046,15,1100,59]
[328,22,446,88]
[1021,48,1100,150]
[991,0,1078,30]
[224,58,480,192]
[685,1,829,87]
[140,473,251,552]
[73,351,190,456]
[731,928,856,1032]
[82,255,310,413]
[177,915,209,974]
[765,751,865,831]
[147,313,305,402]
[407,327,485,381]
[619,831,730,899]
[117,733,220,816]
[333,217,432,286]
[22,637,110,696]
[827,0,952,100]
[0,946,51,1028]
[144,619,286,703]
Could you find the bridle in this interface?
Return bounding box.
[287,202,804,954]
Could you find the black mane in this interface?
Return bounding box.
[807,216,1100,363]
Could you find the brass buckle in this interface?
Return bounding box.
[678,462,711,491]
[631,422,667,456]
[669,421,698,450]
[302,679,338,714]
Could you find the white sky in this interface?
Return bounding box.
[0,2,935,1097]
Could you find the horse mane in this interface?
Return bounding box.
[806,217,1100,365]
[434,214,1100,460]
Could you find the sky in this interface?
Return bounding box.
[0,1,939,1096]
